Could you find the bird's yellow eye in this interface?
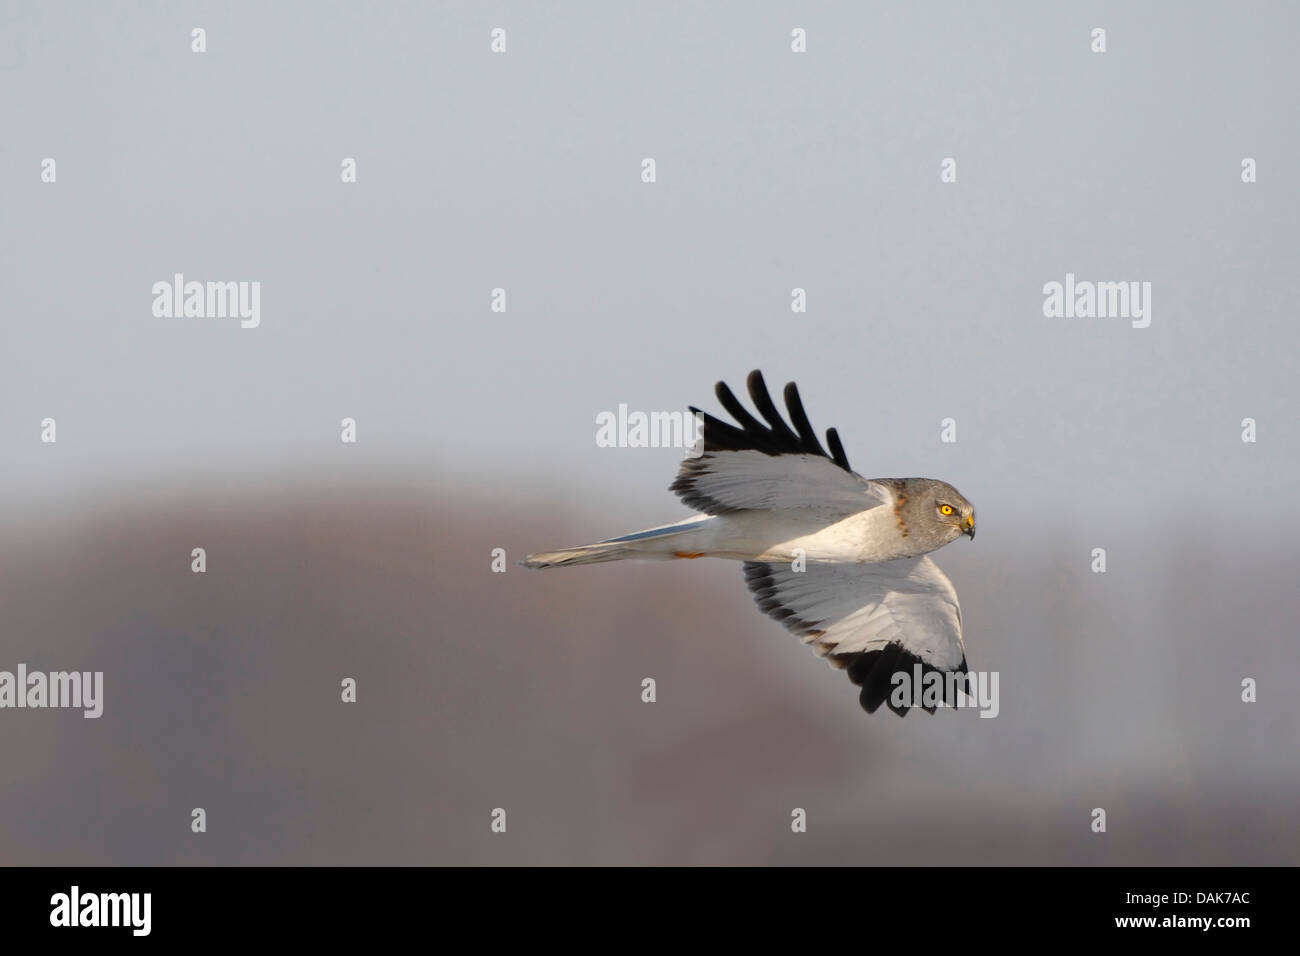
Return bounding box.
[940,504,954,515]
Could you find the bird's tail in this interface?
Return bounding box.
[519,541,634,569]
[521,516,710,569]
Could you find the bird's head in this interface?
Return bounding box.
[900,478,976,546]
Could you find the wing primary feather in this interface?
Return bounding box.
[688,408,762,454]
[826,427,851,471]
[696,372,853,472]
[782,382,830,457]
[714,381,770,438]
[863,644,904,714]
[746,370,799,443]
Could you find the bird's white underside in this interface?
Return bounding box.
[610,449,967,671]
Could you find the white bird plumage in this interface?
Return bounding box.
[523,371,977,716]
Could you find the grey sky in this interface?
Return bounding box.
[4,2,1297,528]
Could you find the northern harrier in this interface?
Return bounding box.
[523,371,976,716]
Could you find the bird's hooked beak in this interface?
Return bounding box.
[963,513,976,540]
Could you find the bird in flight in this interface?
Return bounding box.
[523,371,976,716]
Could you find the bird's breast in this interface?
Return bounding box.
[707,508,922,564]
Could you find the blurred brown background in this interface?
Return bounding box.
[1,469,1295,865]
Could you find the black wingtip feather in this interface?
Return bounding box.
[782,382,830,458]
[745,371,798,442]
[692,371,852,471]
[826,428,850,471]
[837,645,970,717]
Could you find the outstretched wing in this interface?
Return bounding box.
[742,556,968,717]
[671,370,889,515]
